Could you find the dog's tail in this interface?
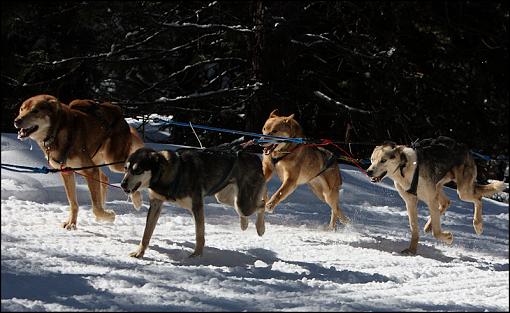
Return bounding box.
[474,180,505,198]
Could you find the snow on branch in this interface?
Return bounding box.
[162,21,253,33]
[314,90,373,114]
[122,82,263,109]
[134,57,247,99]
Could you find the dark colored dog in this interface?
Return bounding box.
[121,146,267,258]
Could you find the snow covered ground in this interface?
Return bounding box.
[1,132,509,311]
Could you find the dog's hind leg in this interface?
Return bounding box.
[427,195,453,245]
[457,182,484,235]
[215,184,249,230]
[255,185,267,236]
[80,167,115,222]
[60,172,79,230]
[424,188,450,233]
[308,174,349,230]
[455,164,485,235]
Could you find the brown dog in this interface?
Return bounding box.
[261,110,349,229]
[14,94,144,229]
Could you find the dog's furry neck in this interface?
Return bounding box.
[270,120,303,160]
[36,103,74,164]
[149,152,181,200]
[42,102,63,149]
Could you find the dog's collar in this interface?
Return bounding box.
[271,143,299,165]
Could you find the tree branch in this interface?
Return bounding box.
[314,90,373,114]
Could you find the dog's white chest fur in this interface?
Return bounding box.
[149,189,192,210]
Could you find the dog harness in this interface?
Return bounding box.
[270,143,300,165]
[272,145,337,178]
[398,148,419,196]
[312,148,337,179]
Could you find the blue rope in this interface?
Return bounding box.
[1,163,54,174]
[154,118,306,144]
[470,150,494,161]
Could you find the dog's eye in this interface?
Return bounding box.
[32,109,39,114]
[380,159,387,163]
[133,168,144,175]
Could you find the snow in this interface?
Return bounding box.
[1,131,509,311]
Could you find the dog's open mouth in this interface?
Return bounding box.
[370,171,387,183]
[263,144,277,155]
[17,125,39,140]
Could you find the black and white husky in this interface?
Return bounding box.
[121,145,267,258]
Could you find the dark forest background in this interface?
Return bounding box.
[1,1,508,179]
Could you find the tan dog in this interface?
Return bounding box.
[366,137,505,255]
[261,110,349,229]
[14,94,144,229]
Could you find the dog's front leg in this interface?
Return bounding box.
[266,176,298,213]
[190,194,205,257]
[130,198,163,258]
[396,184,419,255]
[60,171,79,230]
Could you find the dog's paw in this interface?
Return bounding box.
[62,221,77,230]
[188,251,203,258]
[443,232,453,245]
[240,216,248,231]
[256,224,265,237]
[339,216,351,225]
[129,250,145,259]
[94,210,116,223]
[473,220,483,235]
[400,248,417,256]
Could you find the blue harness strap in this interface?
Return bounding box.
[1,163,53,174]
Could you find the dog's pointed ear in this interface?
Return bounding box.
[284,114,295,123]
[47,98,62,114]
[269,109,279,118]
[382,140,396,148]
[389,145,405,159]
[150,151,161,163]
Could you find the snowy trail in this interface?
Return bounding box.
[1,133,508,311]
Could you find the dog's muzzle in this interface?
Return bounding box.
[263,143,278,155]
[367,170,387,183]
[15,122,39,140]
[121,180,141,193]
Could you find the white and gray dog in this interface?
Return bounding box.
[367,136,504,255]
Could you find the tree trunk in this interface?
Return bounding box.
[246,0,265,132]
